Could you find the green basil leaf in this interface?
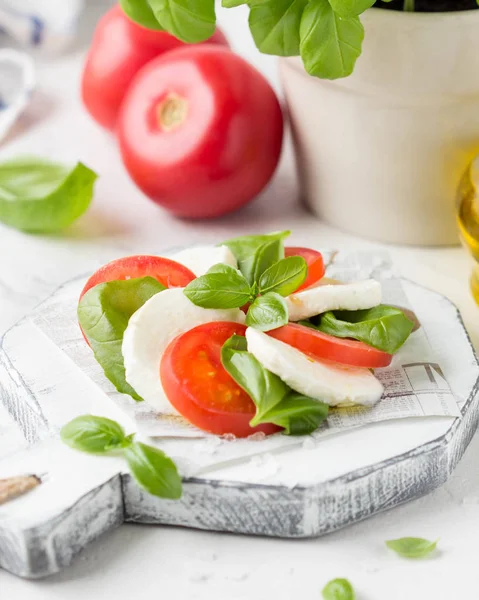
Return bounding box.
[328,0,375,17]
[60,415,127,454]
[147,0,215,43]
[259,256,307,296]
[120,0,164,29]
[245,292,288,331]
[78,277,166,401]
[222,0,247,5]
[222,335,290,423]
[386,537,438,559]
[220,230,291,263]
[322,578,355,600]
[249,0,308,56]
[124,441,183,499]
[184,264,252,308]
[300,0,364,79]
[318,305,414,354]
[262,392,329,435]
[0,159,97,233]
[239,239,284,285]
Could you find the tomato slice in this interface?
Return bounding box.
[268,323,392,368]
[80,255,195,299]
[161,322,281,438]
[285,247,325,292]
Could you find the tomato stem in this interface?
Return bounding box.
[157,93,188,132]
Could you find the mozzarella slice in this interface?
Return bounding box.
[286,279,382,321]
[246,328,384,407]
[122,288,245,413]
[169,245,237,276]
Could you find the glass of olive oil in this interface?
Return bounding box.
[457,158,479,305]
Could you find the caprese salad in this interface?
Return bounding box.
[78,231,414,438]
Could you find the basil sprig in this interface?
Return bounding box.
[61,415,182,499]
[222,335,328,435]
[386,537,438,559]
[322,578,355,600]
[220,230,291,263]
[246,293,288,331]
[316,305,414,354]
[78,277,166,401]
[185,231,306,331]
[0,158,97,233]
[120,0,389,81]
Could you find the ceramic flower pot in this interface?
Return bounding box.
[280,8,479,246]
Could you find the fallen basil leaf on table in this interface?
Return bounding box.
[61,415,183,499]
[318,305,414,354]
[0,158,97,232]
[245,292,288,331]
[322,577,355,600]
[220,230,291,262]
[386,537,438,558]
[60,415,128,454]
[78,277,166,401]
[259,255,307,296]
[124,442,183,499]
[184,263,252,308]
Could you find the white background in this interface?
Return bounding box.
[1,1,479,597]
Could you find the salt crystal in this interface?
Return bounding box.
[247,431,266,442]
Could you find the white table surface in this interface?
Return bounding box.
[1,1,479,598]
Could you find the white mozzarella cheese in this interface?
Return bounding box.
[122,288,245,413]
[169,245,237,276]
[286,279,382,321]
[245,328,384,407]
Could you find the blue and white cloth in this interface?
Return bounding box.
[0,0,83,143]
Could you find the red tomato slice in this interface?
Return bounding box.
[80,255,195,299]
[268,323,392,368]
[161,322,281,438]
[285,247,325,292]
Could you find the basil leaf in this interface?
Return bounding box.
[60,415,127,454]
[239,239,284,285]
[147,0,215,43]
[220,230,291,263]
[300,0,364,79]
[318,305,414,354]
[328,0,375,17]
[120,0,164,29]
[386,537,438,559]
[262,392,328,435]
[0,159,97,232]
[223,0,246,5]
[222,335,290,423]
[124,441,182,499]
[246,292,288,331]
[78,277,166,401]
[249,0,308,57]
[259,256,307,296]
[322,578,355,600]
[184,264,252,308]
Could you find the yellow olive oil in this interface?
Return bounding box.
[457,161,479,304]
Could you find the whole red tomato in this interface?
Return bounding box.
[117,46,284,219]
[82,5,229,130]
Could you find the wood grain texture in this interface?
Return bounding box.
[0,278,477,578]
